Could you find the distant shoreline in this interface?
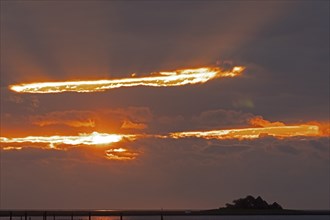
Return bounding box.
[1,209,330,217]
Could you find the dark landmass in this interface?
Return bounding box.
[222,195,283,210]
[199,209,330,216]
[201,195,328,215]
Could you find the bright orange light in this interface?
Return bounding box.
[170,124,320,140]
[1,119,326,161]
[248,116,285,127]
[9,66,245,94]
[0,124,324,146]
[169,117,326,140]
[2,146,22,151]
[0,133,138,160]
[105,148,138,160]
[112,148,127,152]
[0,132,136,149]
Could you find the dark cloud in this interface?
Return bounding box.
[0,106,153,136]
[151,109,253,133]
[28,107,152,130]
[1,147,68,161]
[192,109,254,129]
[203,144,251,155]
[309,139,329,152]
[274,144,300,156]
[1,136,329,209]
[30,110,96,127]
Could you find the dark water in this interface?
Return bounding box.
[1,216,330,220]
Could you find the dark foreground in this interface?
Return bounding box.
[1,209,329,218]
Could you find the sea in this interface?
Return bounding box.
[1,216,330,220]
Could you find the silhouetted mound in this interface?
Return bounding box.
[224,195,283,210]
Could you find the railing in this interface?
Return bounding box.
[1,209,329,220]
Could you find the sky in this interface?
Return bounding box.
[0,1,329,210]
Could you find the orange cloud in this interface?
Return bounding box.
[105,148,138,160]
[121,120,147,130]
[0,132,136,149]
[30,110,96,128]
[248,116,285,127]
[28,107,152,132]
[170,124,320,140]
[1,116,327,162]
[105,107,152,124]
[306,121,330,136]
[170,117,326,140]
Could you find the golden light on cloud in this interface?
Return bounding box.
[170,124,320,140]
[120,120,147,130]
[0,122,325,146]
[2,146,23,151]
[0,132,136,149]
[170,117,325,140]
[105,148,138,160]
[9,66,245,94]
[0,132,138,160]
[248,116,285,127]
[1,118,326,161]
[32,117,96,128]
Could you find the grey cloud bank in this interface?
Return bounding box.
[1,136,329,209]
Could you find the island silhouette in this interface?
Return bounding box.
[222,195,283,210]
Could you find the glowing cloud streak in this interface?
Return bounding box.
[0,132,136,149]
[1,122,325,160]
[9,66,244,94]
[0,125,322,147]
[0,125,324,147]
[105,148,138,160]
[0,132,138,160]
[170,125,320,140]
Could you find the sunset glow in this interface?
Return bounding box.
[0,132,136,149]
[170,124,320,140]
[105,148,138,160]
[1,121,325,152]
[2,146,22,151]
[9,66,245,94]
